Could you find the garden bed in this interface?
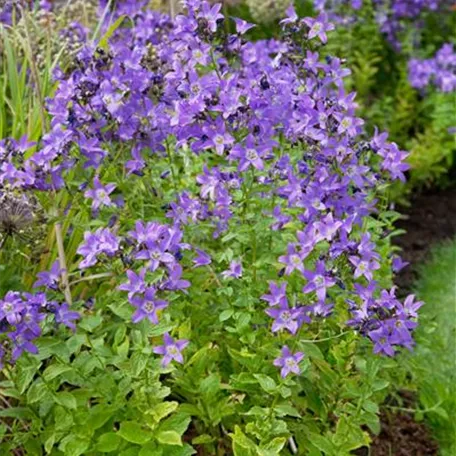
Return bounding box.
[393,184,456,292]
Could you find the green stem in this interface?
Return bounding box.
[165,138,179,193]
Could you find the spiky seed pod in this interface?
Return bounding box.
[0,190,46,252]
[246,0,290,24]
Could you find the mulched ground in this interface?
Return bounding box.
[393,184,456,293]
[357,185,456,456]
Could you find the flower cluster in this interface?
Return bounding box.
[1,0,418,375]
[117,222,190,326]
[0,263,80,366]
[348,287,423,356]
[314,0,449,49]
[408,43,456,93]
[77,228,120,269]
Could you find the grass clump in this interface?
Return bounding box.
[407,239,456,454]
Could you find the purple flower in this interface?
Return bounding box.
[349,255,380,281]
[311,301,334,318]
[234,18,255,35]
[315,213,342,241]
[401,294,423,319]
[135,240,176,272]
[303,13,335,44]
[161,264,191,291]
[279,244,307,276]
[119,269,147,298]
[193,249,212,268]
[34,261,62,290]
[334,113,364,137]
[9,331,38,361]
[261,282,288,307]
[280,4,299,25]
[271,206,292,231]
[77,228,120,269]
[368,325,395,357]
[392,255,409,272]
[54,303,80,331]
[221,261,243,279]
[0,292,24,325]
[302,261,336,301]
[131,287,168,324]
[84,176,116,211]
[229,137,274,172]
[153,332,189,366]
[273,346,304,378]
[266,305,303,334]
[198,2,223,33]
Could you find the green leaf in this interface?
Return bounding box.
[16,358,41,394]
[131,351,149,377]
[79,315,103,332]
[307,432,335,455]
[158,413,191,436]
[55,392,77,410]
[362,400,379,414]
[199,374,221,396]
[230,426,256,456]
[258,437,287,456]
[118,421,153,445]
[26,379,48,404]
[88,404,115,430]
[253,374,277,394]
[164,444,196,456]
[151,402,179,423]
[109,301,134,321]
[139,442,163,456]
[156,431,182,446]
[43,364,72,382]
[361,411,381,435]
[219,309,234,321]
[98,15,127,50]
[191,434,215,445]
[66,334,87,354]
[0,407,33,419]
[59,435,90,456]
[274,404,301,418]
[44,434,56,454]
[95,433,122,452]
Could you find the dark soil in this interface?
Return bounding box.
[393,185,456,293]
[355,411,439,456]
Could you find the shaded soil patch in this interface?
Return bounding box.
[356,411,439,456]
[393,185,456,293]
[355,392,439,456]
